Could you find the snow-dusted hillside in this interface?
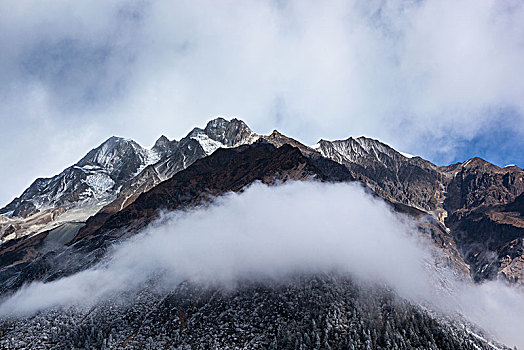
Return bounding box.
[0,118,261,242]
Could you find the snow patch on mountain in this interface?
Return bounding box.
[191,130,229,155]
[132,148,162,177]
[82,174,115,198]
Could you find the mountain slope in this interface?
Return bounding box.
[0,130,519,349]
[1,117,522,285]
[69,141,351,246]
[0,275,506,349]
[440,159,524,282]
[314,137,444,214]
[0,137,161,241]
[0,142,468,299]
[0,118,260,243]
[96,118,260,216]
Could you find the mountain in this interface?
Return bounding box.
[441,159,524,282]
[313,138,524,282]
[99,118,260,216]
[314,136,444,214]
[0,141,469,297]
[1,117,522,284]
[0,118,259,242]
[0,142,352,294]
[1,136,153,217]
[0,141,467,299]
[0,117,522,349]
[0,140,510,349]
[0,137,162,241]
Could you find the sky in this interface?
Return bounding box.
[1,182,523,347]
[1,0,524,206]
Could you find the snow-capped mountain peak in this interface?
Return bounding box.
[203,117,259,147]
[0,136,165,240]
[76,136,152,182]
[188,117,260,155]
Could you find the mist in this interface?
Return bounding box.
[0,181,522,346]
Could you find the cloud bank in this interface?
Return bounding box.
[2,0,524,205]
[0,182,522,347]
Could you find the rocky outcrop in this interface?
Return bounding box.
[314,137,444,212]
[441,160,524,282]
[442,158,524,213]
[446,192,524,282]
[0,118,261,242]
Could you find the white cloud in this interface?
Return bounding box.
[0,182,522,347]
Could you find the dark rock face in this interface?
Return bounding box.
[203,117,257,147]
[447,192,524,282]
[76,136,150,183]
[0,168,86,218]
[0,275,504,350]
[315,137,444,212]
[11,200,38,218]
[442,161,524,282]
[443,158,524,213]
[151,135,178,158]
[153,137,207,180]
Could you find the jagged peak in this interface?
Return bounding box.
[261,129,316,155]
[73,136,153,185]
[151,135,177,159]
[204,117,253,136]
[187,127,205,137]
[204,116,250,129]
[461,157,501,172]
[154,134,170,145]
[204,116,228,129]
[314,136,427,168]
[201,117,257,148]
[102,135,138,146]
[354,136,391,148]
[87,136,144,157]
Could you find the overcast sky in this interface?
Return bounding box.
[1,0,524,206]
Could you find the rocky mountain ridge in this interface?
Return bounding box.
[0,120,522,349]
[1,117,523,285]
[0,118,259,241]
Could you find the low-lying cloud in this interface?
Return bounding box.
[0,181,523,347]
